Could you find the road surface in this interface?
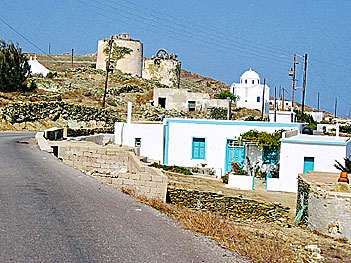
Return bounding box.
[0,132,248,262]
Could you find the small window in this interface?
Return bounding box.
[263,146,279,165]
[252,80,255,84]
[286,102,288,105]
[257,96,260,102]
[192,137,206,159]
[135,138,141,147]
[245,79,247,84]
[188,101,196,111]
[158,97,166,108]
[258,80,260,84]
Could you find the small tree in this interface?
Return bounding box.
[0,40,31,91]
[104,42,132,70]
[334,158,351,173]
[216,90,237,102]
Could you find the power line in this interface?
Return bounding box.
[70,0,291,65]
[116,0,294,58]
[309,61,350,107]
[0,17,58,61]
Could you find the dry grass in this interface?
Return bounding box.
[120,187,298,263]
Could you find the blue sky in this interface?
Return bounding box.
[1,0,351,117]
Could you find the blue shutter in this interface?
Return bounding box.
[192,138,206,159]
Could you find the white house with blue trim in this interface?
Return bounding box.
[114,118,304,179]
[272,133,351,193]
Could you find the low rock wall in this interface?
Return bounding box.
[61,143,168,201]
[2,101,121,125]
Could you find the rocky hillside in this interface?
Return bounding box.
[0,53,261,131]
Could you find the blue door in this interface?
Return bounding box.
[226,140,245,173]
[303,157,314,174]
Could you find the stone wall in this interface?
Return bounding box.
[2,101,121,125]
[61,143,168,201]
[297,174,351,241]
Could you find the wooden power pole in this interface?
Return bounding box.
[261,78,266,121]
[291,53,297,122]
[282,87,285,111]
[71,48,74,68]
[301,54,308,122]
[274,87,277,122]
[102,36,114,108]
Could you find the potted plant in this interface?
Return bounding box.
[334,158,351,183]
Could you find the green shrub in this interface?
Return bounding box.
[216,90,237,101]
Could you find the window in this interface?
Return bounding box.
[262,146,279,165]
[192,137,206,159]
[303,157,314,174]
[135,138,141,147]
[258,80,260,84]
[245,79,247,84]
[257,96,260,102]
[252,80,255,84]
[188,101,196,111]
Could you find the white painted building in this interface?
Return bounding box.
[271,133,351,193]
[269,111,296,123]
[306,111,324,122]
[28,56,50,76]
[231,69,269,113]
[115,118,304,178]
[269,98,292,110]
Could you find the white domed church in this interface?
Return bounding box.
[230,69,270,113]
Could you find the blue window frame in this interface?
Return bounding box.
[252,80,255,84]
[245,79,247,84]
[257,96,260,102]
[192,137,206,159]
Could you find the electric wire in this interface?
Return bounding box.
[0,18,58,61]
[116,0,294,58]
[69,0,291,66]
[83,0,292,62]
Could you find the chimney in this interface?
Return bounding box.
[127,102,132,123]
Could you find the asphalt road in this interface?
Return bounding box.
[0,132,248,263]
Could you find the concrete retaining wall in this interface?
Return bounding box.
[61,143,168,201]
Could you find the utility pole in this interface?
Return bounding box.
[274,87,277,122]
[261,78,266,121]
[317,92,320,111]
[102,36,114,108]
[71,48,74,68]
[282,87,285,111]
[290,53,297,122]
[335,98,338,117]
[48,43,51,55]
[301,54,308,122]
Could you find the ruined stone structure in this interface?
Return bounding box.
[143,49,181,88]
[96,33,143,77]
[297,172,351,241]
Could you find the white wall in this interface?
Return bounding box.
[269,111,295,123]
[114,122,164,161]
[166,120,302,177]
[278,141,347,192]
[233,85,269,112]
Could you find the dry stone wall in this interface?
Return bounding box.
[2,101,121,125]
[61,143,167,201]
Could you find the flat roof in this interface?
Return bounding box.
[282,134,351,145]
[165,118,304,128]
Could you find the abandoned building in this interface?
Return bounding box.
[96,33,143,77]
[96,34,181,88]
[153,87,229,112]
[143,49,181,88]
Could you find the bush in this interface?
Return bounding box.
[148,162,192,175]
[216,90,237,101]
[0,40,31,92]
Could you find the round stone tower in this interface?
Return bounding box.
[96,33,143,77]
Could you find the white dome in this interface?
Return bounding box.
[240,68,260,81]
